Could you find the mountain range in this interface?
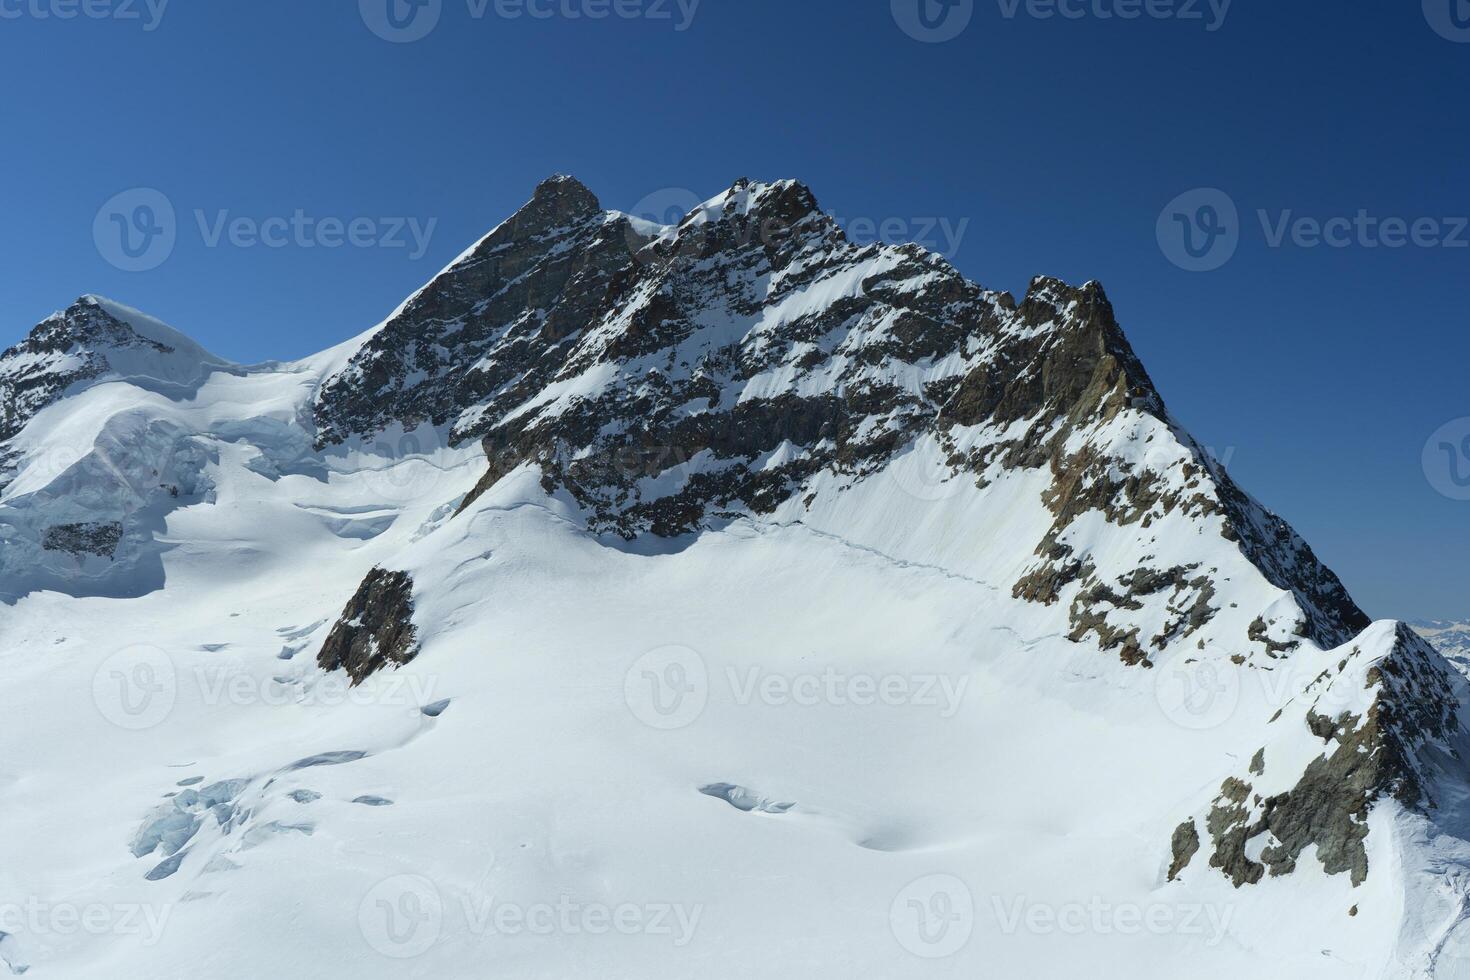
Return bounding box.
[2,176,1468,978]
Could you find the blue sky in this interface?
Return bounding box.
[0,1,1466,620]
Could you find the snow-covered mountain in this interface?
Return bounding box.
[3,176,1469,978]
[1418,621,1470,661]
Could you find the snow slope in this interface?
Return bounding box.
[1,177,1468,979]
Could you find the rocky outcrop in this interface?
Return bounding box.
[316,568,420,685]
[1176,624,1469,887]
[42,520,123,559]
[1169,819,1201,882]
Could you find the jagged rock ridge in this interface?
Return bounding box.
[313,175,1367,660]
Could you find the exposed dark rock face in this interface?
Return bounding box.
[1169,819,1201,882]
[313,175,648,449]
[316,568,420,685]
[41,521,123,559]
[1248,616,1301,657]
[1181,624,1470,888]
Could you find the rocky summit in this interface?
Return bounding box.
[3,177,1470,978]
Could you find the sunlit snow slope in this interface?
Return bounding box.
[3,178,1470,979]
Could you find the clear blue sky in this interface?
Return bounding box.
[1,1,1465,621]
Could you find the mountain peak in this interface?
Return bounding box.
[525,173,602,221]
[1,297,230,443]
[701,177,824,230]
